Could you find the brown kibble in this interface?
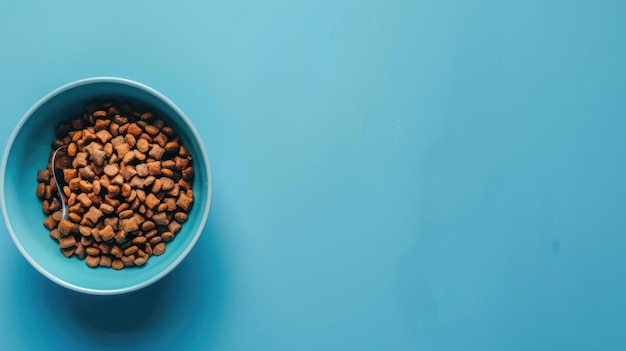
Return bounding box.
[168,220,182,234]
[157,203,168,213]
[122,150,135,164]
[144,175,156,187]
[93,110,107,118]
[119,209,134,219]
[107,185,120,197]
[62,247,75,258]
[144,124,160,136]
[99,225,116,241]
[152,212,168,226]
[76,193,92,207]
[178,179,192,191]
[49,229,61,240]
[112,259,124,270]
[79,225,92,236]
[75,243,86,259]
[164,141,179,155]
[69,179,81,193]
[52,210,63,222]
[121,217,139,232]
[83,206,103,224]
[122,255,135,267]
[135,163,149,177]
[153,242,166,255]
[79,166,95,180]
[121,183,132,198]
[134,256,147,266]
[140,112,154,121]
[127,123,143,137]
[111,174,124,186]
[132,236,147,245]
[119,165,137,181]
[37,169,50,182]
[149,236,162,246]
[179,145,189,157]
[111,135,125,147]
[148,144,165,160]
[142,220,155,231]
[86,255,100,267]
[103,164,119,177]
[161,177,175,191]
[91,227,102,242]
[161,160,175,169]
[63,168,78,184]
[153,119,165,129]
[68,212,82,223]
[124,245,138,255]
[94,118,111,132]
[114,143,130,158]
[79,180,93,193]
[182,167,194,180]
[59,235,76,249]
[125,133,136,148]
[151,178,163,193]
[99,255,112,268]
[161,232,175,243]
[36,183,46,199]
[58,219,74,236]
[117,202,130,213]
[104,217,119,231]
[136,138,150,153]
[145,193,160,210]
[96,129,112,143]
[176,192,194,211]
[174,212,188,223]
[161,168,174,178]
[80,236,94,246]
[144,242,153,256]
[103,142,113,157]
[86,247,100,256]
[145,229,159,240]
[134,149,147,161]
[115,230,127,244]
[126,175,142,189]
[100,203,114,215]
[154,132,168,147]
[110,245,123,258]
[66,142,78,157]
[42,199,50,215]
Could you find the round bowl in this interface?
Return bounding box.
[0,77,212,295]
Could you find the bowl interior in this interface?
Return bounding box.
[2,79,210,294]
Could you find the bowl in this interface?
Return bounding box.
[0,77,212,295]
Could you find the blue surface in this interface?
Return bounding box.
[1,0,626,350]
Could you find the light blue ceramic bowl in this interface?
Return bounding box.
[0,77,212,295]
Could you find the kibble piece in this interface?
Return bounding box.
[111,174,124,186]
[36,183,46,199]
[99,255,112,268]
[119,209,134,219]
[59,235,76,249]
[98,242,111,254]
[94,118,111,132]
[108,185,120,197]
[114,143,130,158]
[80,236,94,246]
[115,230,127,244]
[121,217,139,232]
[96,129,112,143]
[110,245,123,258]
[75,243,86,259]
[144,124,160,136]
[135,163,149,177]
[79,225,92,237]
[122,255,135,267]
[161,232,175,243]
[167,184,180,197]
[68,212,82,223]
[99,225,116,241]
[85,255,100,267]
[83,206,103,225]
[76,193,92,207]
[134,256,147,266]
[112,259,124,270]
[161,168,174,178]
[100,203,114,214]
[154,132,168,147]
[153,242,166,255]
[132,236,147,245]
[62,247,76,258]
[122,151,135,164]
[86,247,100,256]
[49,229,61,240]
[58,219,74,236]
[161,178,175,191]
[168,220,182,234]
[125,133,136,148]
[176,193,194,211]
[152,212,168,226]
[104,164,119,177]
[124,245,138,256]
[146,161,161,176]
[149,236,162,246]
[148,144,165,160]
[174,212,188,223]
[145,193,160,210]
[121,183,132,198]
[117,202,130,213]
[165,141,179,155]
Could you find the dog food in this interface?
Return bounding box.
[36,100,194,269]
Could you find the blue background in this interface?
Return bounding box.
[1,1,626,350]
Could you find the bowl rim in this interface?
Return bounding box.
[0,76,213,295]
